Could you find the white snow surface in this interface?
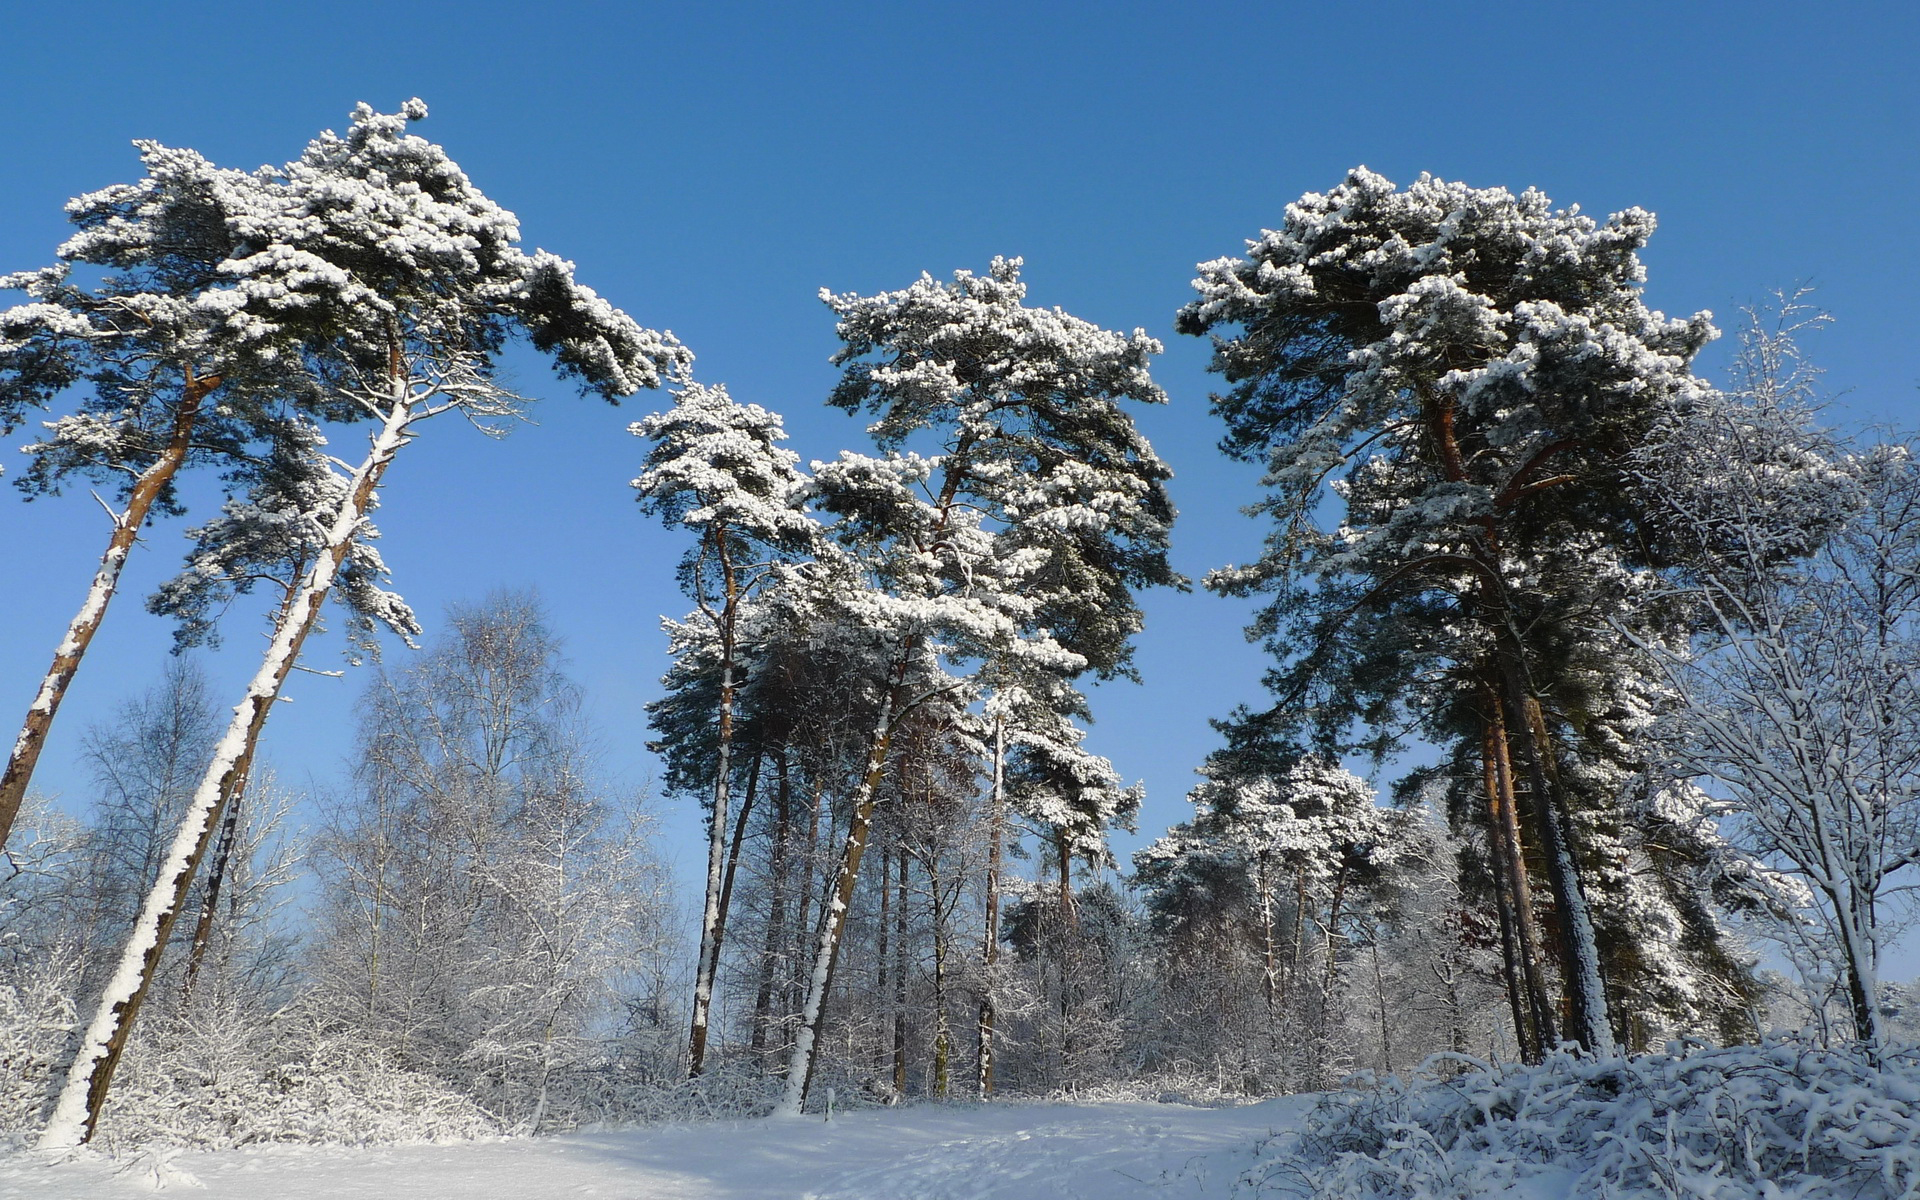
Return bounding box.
[3,1099,1310,1199]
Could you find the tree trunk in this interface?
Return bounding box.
[1482,725,1532,1059]
[893,840,909,1097]
[1486,697,1559,1055]
[774,670,906,1116]
[750,748,792,1057]
[40,389,413,1148]
[1258,857,1280,1047]
[0,376,220,853]
[930,852,950,1100]
[1496,651,1615,1055]
[975,716,1003,1098]
[875,844,892,1081]
[687,532,740,1077]
[178,769,247,1006]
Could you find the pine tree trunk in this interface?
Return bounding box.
[893,843,909,1097]
[687,534,740,1077]
[40,389,414,1148]
[181,580,304,1006]
[975,717,1003,1098]
[1496,653,1615,1055]
[774,672,905,1116]
[713,749,760,976]
[751,748,791,1057]
[1486,698,1559,1055]
[0,377,219,853]
[1482,724,1532,1059]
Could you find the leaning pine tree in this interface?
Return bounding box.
[776,257,1177,1115]
[0,144,339,852]
[39,99,687,1149]
[1179,169,1723,1054]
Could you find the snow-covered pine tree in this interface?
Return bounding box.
[40,99,686,1149]
[774,258,1175,1114]
[1135,755,1414,1085]
[1179,170,1723,1054]
[0,145,334,853]
[631,380,817,1077]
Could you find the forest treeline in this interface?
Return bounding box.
[1,103,1914,1151]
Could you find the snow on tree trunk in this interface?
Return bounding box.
[0,379,216,853]
[976,716,1003,1099]
[38,393,413,1149]
[686,602,736,1078]
[775,680,901,1117]
[1497,655,1615,1057]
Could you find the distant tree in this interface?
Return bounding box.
[309,593,669,1129]
[1626,309,1917,1050]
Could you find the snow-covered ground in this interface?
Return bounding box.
[1,1098,1311,1199]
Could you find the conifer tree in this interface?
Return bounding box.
[0,145,333,851]
[776,257,1176,1113]
[631,380,817,1076]
[40,100,685,1148]
[1179,169,1725,1053]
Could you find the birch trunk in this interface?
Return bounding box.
[0,375,220,852]
[39,391,414,1148]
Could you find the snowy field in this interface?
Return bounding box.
[0,1099,1311,1199]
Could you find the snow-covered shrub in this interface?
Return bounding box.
[1233,1040,1920,1199]
[565,1058,783,1125]
[92,1017,498,1153]
[0,966,77,1144]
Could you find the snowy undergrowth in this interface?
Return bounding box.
[1232,1040,1920,1199]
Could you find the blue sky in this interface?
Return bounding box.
[1,2,1916,936]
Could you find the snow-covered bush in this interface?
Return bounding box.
[92,1017,499,1153]
[0,966,77,1145]
[1234,1040,1920,1199]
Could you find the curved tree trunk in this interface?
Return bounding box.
[40,390,413,1148]
[0,376,219,853]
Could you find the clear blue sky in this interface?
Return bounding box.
[2,2,1915,936]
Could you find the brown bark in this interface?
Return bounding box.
[1487,695,1560,1054]
[1482,724,1536,1060]
[0,372,220,852]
